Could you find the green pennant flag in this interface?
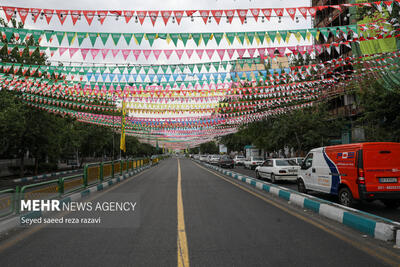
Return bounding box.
[279,31,288,43]
[183,81,190,88]
[143,65,150,74]
[54,31,65,44]
[108,66,116,73]
[161,65,169,74]
[146,33,156,46]
[99,32,110,45]
[122,33,132,45]
[178,64,185,73]
[135,66,142,74]
[169,33,179,46]
[246,32,255,44]
[43,30,53,42]
[152,65,160,73]
[111,33,121,45]
[220,61,228,70]
[118,66,126,74]
[188,64,195,73]
[256,31,266,44]
[204,63,211,72]
[202,33,212,46]
[18,29,29,42]
[99,66,107,74]
[49,47,58,55]
[4,28,14,41]
[31,30,42,43]
[76,32,86,46]
[212,62,220,71]
[267,31,277,43]
[298,29,307,41]
[226,32,235,44]
[88,32,98,46]
[191,33,201,46]
[179,33,190,46]
[213,32,224,46]
[319,28,330,41]
[66,32,76,45]
[170,65,176,73]
[239,60,245,69]
[168,81,175,87]
[104,82,111,90]
[189,80,196,88]
[131,33,143,45]
[308,28,318,39]
[236,32,245,44]
[158,33,167,40]
[196,63,203,72]
[338,26,348,36]
[347,25,358,35]
[128,66,134,74]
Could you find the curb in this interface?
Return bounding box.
[197,160,400,244]
[13,169,82,183]
[0,165,152,235]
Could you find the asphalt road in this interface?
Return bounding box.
[231,165,400,221]
[0,158,398,267]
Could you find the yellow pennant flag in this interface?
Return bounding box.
[120,101,126,152]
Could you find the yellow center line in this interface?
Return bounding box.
[177,159,190,267]
[193,161,400,267]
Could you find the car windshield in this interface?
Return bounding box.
[275,159,297,166]
[221,156,230,160]
[253,157,263,161]
[236,156,245,158]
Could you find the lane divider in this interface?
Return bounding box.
[177,159,190,267]
[193,160,400,244]
[13,169,82,183]
[0,165,154,235]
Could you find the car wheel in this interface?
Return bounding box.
[338,187,354,207]
[270,173,276,184]
[256,171,261,180]
[297,179,307,193]
[382,200,400,209]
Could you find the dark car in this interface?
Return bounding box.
[218,155,234,168]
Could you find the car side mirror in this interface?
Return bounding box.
[301,163,307,170]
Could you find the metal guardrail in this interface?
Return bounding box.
[0,156,168,218]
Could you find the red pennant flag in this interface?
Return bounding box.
[308,7,317,17]
[148,10,159,26]
[225,10,235,23]
[185,10,197,17]
[317,6,328,11]
[56,10,69,25]
[97,10,108,24]
[17,8,29,24]
[70,10,81,25]
[274,8,284,17]
[161,11,171,25]
[250,8,260,21]
[123,10,134,23]
[261,9,272,21]
[331,5,342,11]
[136,11,147,25]
[237,9,248,24]
[30,8,41,22]
[43,9,54,24]
[173,10,184,25]
[211,10,223,24]
[3,6,15,22]
[199,10,210,24]
[286,8,296,20]
[83,10,95,25]
[298,7,308,19]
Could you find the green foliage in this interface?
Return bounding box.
[199,141,219,154]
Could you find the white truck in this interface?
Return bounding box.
[243,145,265,169]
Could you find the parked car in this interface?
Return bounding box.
[193,154,200,160]
[288,157,304,166]
[218,155,234,168]
[297,142,400,208]
[255,159,299,183]
[209,155,221,165]
[199,155,208,162]
[244,157,265,170]
[233,155,246,166]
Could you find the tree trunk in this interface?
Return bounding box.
[19,153,25,177]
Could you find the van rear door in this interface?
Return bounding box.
[363,143,400,192]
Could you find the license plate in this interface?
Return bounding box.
[288,169,296,173]
[379,177,397,183]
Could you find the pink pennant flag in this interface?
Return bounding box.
[267,47,276,56]
[124,10,134,23]
[143,50,152,60]
[70,10,81,25]
[196,49,204,59]
[161,11,171,25]
[257,48,266,56]
[83,10,95,25]
[297,46,306,55]
[306,45,314,55]
[91,49,100,59]
[287,46,297,53]
[237,48,246,58]
[247,48,256,58]
[17,8,30,24]
[175,49,184,60]
[206,49,215,59]
[111,49,120,58]
[121,49,131,60]
[277,47,286,56]
[199,10,210,24]
[185,49,194,59]
[133,49,142,60]
[97,11,108,24]
[227,49,235,59]
[153,49,162,60]
[101,49,109,59]
[217,49,225,60]
[69,48,79,57]
[173,11,184,25]
[59,47,68,56]
[148,10,159,26]
[81,48,89,59]
[237,9,248,24]
[298,7,308,19]
[43,9,54,24]
[314,45,323,54]
[164,49,173,59]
